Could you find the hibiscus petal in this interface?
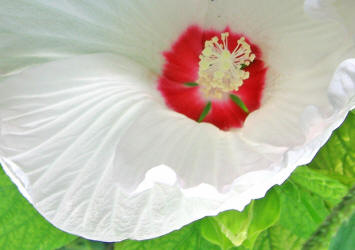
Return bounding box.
[0,54,282,241]
[0,0,208,76]
[329,59,355,110]
[335,0,355,41]
[1,53,353,241]
[206,0,354,73]
[204,0,355,146]
[305,0,355,42]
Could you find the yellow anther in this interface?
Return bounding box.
[221,32,229,39]
[202,47,213,56]
[197,32,256,100]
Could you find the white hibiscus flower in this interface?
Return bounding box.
[0,0,354,242]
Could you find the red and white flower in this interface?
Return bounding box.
[0,0,354,241]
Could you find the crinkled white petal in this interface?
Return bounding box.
[328,59,355,110]
[304,0,355,42]
[1,54,354,242]
[0,54,281,241]
[206,0,354,74]
[334,0,355,41]
[304,0,339,19]
[0,0,208,76]
[205,0,355,146]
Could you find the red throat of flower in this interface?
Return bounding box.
[158,25,268,131]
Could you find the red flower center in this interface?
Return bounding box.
[158,25,268,131]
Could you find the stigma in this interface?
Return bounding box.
[198,32,255,99]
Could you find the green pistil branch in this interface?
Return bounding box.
[240,64,248,70]
[230,94,249,113]
[184,81,212,123]
[198,101,212,123]
[302,184,355,250]
[184,82,199,87]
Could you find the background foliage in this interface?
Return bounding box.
[1,111,354,250]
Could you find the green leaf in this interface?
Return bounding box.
[243,189,280,249]
[58,238,113,250]
[290,167,348,206]
[257,113,355,249]
[0,166,76,250]
[201,188,280,249]
[329,211,355,250]
[308,112,355,187]
[198,101,212,122]
[208,209,251,248]
[278,181,329,238]
[302,184,355,250]
[200,217,235,250]
[230,94,249,113]
[253,225,305,250]
[114,221,220,250]
[184,82,199,87]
